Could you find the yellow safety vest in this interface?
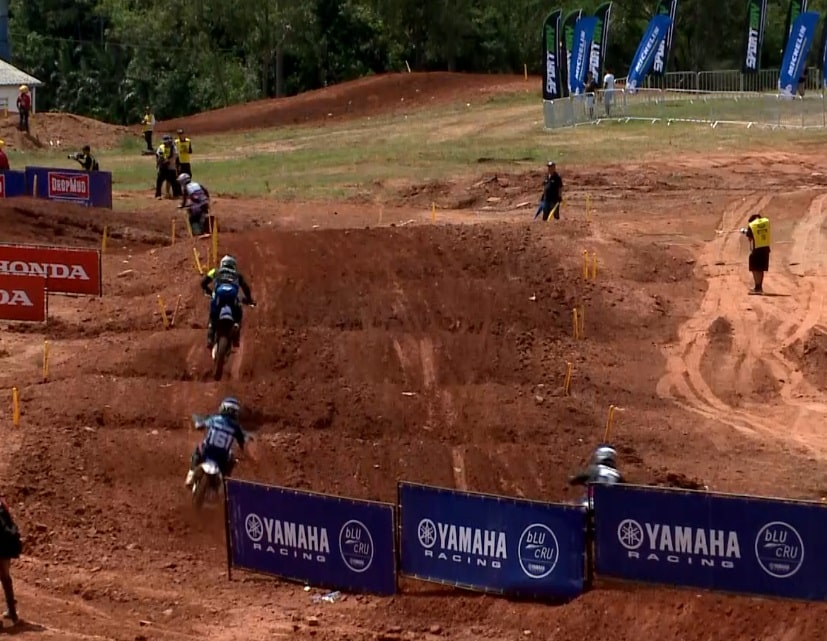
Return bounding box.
[142,114,154,132]
[748,217,771,248]
[157,144,171,161]
[176,137,192,162]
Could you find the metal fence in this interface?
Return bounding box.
[543,68,827,129]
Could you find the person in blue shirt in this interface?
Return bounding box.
[185,397,248,487]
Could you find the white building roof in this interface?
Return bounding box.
[0,59,42,87]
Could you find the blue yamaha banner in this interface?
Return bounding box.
[778,11,820,96]
[569,16,598,95]
[626,15,672,92]
[0,171,26,198]
[398,482,586,599]
[226,480,396,595]
[593,484,827,601]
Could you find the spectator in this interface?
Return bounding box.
[0,140,9,171]
[0,494,21,626]
[602,68,616,117]
[740,213,771,295]
[141,106,156,152]
[585,71,599,119]
[155,134,180,200]
[797,65,808,98]
[16,86,30,134]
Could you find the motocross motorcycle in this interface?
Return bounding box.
[211,300,255,381]
[179,201,213,236]
[190,456,226,510]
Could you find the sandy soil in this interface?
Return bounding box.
[2,72,827,640]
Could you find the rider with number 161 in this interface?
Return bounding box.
[185,397,247,487]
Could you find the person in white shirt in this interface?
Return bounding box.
[603,69,616,116]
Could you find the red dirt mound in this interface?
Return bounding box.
[0,112,131,151]
[0,198,173,248]
[161,72,533,135]
[785,326,827,391]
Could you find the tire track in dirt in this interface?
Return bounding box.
[657,191,827,456]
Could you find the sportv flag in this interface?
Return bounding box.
[589,2,613,79]
[741,0,768,74]
[626,14,672,92]
[652,0,679,76]
[570,16,598,94]
[778,11,820,96]
[543,9,564,100]
[562,9,583,97]
[783,0,808,54]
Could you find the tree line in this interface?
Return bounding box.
[9,0,827,124]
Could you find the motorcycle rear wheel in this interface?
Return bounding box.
[213,335,230,381]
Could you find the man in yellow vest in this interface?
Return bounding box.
[175,128,193,177]
[741,213,771,295]
[141,106,155,153]
[155,134,180,199]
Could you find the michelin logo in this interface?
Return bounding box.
[754,521,804,579]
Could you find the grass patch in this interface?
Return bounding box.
[8,90,827,201]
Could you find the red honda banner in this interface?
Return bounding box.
[0,274,47,322]
[0,244,102,296]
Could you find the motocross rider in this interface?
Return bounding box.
[177,173,210,232]
[200,255,254,349]
[569,444,624,507]
[185,397,247,487]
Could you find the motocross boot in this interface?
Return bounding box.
[1,574,17,623]
[206,323,215,349]
[233,326,241,348]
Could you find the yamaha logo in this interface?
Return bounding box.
[417,519,437,549]
[245,513,264,542]
[617,519,645,550]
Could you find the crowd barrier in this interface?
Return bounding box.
[0,171,27,198]
[24,166,113,208]
[223,478,827,603]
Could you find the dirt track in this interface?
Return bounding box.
[2,73,827,640]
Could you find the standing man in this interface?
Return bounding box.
[141,106,156,153]
[68,145,99,171]
[585,71,599,119]
[740,213,771,295]
[16,86,30,134]
[175,128,193,177]
[155,134,180,200]
[602,68,616,117]
[0,494,21,626]
[533,161,564,221]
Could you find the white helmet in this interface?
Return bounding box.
[219,255,237,272]
[177,172,191,186]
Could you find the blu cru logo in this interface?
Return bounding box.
[339,520,374,573]
[754,522,804,579]
[518,524,559,579]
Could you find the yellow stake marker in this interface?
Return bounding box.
[211,218,219,267]
[579,304,585,338]
[171,218,176,245]
[186,217,194,238]
[604,404,616,442]
[582,250,589,279]
[524,63,528,81]
[157,295,170,328]
[431,202,436,223]
[192,247,204,274]
[592,252,598,280]
[43,340,49,382]
[170,294,182,328]
[101,225,108,254]
[12,386,19,427]
[564,361,573,396]
[572,308,580,340]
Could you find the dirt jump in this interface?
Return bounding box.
[2,73,827,640]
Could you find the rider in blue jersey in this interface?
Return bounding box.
[185,397,247,487]
[200,255,254,349]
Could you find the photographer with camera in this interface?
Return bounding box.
[68,145,99,172]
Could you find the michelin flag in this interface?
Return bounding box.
[778,11,820,96]
[652,0,679,76]
[626,15,672,93]
[569,16,598,94]
[783,0,808,54]
[821,14,827,88]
